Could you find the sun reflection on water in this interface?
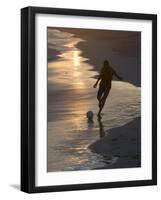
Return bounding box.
[48,43,93,90]
[47,29,141,172]
[73,50,80,67]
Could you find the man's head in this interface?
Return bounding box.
[104,60,109,67]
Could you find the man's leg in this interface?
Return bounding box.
[98,88,111,116]
[97,86,104,108]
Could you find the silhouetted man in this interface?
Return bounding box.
[93,60,123,116]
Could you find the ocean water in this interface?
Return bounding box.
[47,29,141,172]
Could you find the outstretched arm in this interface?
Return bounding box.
[93,75,101,88]
[113,70,123,81]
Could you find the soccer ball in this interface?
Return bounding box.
[86,111,94,121]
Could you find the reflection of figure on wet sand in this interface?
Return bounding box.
[97,116,106,138]
[86,111,106,137]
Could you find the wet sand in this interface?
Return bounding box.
[47,28,141,172]
[89,117,141,169]
[53,28,141,86]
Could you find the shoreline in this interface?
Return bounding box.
[76,40,140,87]
[89,117,141,169]
[47,28,141,171]
[48,28,141,87]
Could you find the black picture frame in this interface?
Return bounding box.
[21,6,157,193]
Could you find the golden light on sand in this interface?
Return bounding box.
[75,82,85,90]
[71,50,86,89]
[48,37,90,90]
[73,50,80,67]
[73,71,81,77]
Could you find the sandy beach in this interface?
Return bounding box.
[47,28,141,172]
[89,117,141,169]
[54,28,141,86]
